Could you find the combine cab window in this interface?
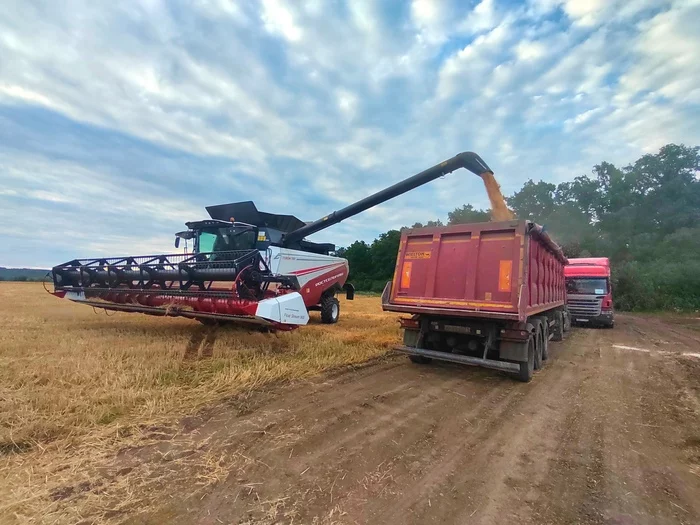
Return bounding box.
[566,278,608,295]
[219,229,256,251]
[198,232,217,253]
[196,228,257,258]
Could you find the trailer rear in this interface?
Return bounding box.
[382,220,570,381]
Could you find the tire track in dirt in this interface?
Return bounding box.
[187,367,513,523]
[116,315,700,525]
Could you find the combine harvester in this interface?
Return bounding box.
[50,152,493,331]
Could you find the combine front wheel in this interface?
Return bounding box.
[320,295,340,324]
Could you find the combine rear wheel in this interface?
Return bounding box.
[320,295,340,324]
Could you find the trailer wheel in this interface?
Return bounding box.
[320,296,340,324]
[551,311,564,342]
[409,355,432,364]
[540,320,550,361]
[517,336,535,382]
[533,322,543,370]
[563,311,572,332]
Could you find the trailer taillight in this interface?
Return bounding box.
[399,318,420,329]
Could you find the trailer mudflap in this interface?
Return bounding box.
[498,340,528,362]
[396,345,520,372]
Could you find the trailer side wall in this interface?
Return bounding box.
[386,221,566,321]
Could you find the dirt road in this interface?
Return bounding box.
[115,314,700,525]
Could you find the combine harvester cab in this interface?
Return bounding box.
[51,152,493,330]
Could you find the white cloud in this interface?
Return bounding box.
[515,40,546,61]
[460,0,502,34]
[261,0,303,42]
[617,0,700,104]
[563,0,607,26]
[0,0,699,266]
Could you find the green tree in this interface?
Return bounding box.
[447,204,490,224]
[506,180,556,221]
[340,143,700,309]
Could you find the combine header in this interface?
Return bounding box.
[51,152,492,330]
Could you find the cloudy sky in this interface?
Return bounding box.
[1,0,699,267]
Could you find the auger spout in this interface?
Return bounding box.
[282,152,492,247]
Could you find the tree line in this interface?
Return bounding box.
[336,144,700,311]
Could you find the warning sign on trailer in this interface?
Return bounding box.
[405,251,431,260]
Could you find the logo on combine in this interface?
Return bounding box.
[314,272,344,287]
[405,251,431,260]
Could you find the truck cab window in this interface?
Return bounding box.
[566,278,608,295]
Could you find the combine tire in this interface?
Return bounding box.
[409,355,432,364]
[517,335,535,382]
[320,295,340,324]
[552,311,564,342]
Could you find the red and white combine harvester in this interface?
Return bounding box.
[50,153,493,330]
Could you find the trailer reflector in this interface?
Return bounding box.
[401,262,413,289]
[498,260,513,292]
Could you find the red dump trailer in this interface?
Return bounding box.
[382,220,571,381]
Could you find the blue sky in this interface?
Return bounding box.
[1,0,699,267]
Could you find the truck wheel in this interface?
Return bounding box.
[563,311,572,332]
[552,311,564,342]
[320,296,340,324]
[533,322,543,370]
[540,321,550,361]
[517,336,535,382]
[409,355,432,364]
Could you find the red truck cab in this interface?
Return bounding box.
[564,257,614,328]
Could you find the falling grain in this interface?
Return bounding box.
[480,171,515,221]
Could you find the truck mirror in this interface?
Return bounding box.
[175,237,180,248]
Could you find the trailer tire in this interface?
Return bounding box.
[540,320,550,361]
[533,322,543,370]
[409,355,432,364]
[552,310,564,342]
[563,311,572,332]
[517,336,535,382]
[320,296,340,324]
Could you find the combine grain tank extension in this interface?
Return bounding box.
[383,220,571,381]
[51,152,492,330]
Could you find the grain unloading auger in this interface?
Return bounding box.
[50,152,493,330]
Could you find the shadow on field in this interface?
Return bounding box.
[183,325,219,360]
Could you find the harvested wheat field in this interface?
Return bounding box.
[0,282,398,523]
[3,283,700,525]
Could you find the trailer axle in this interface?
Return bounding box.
[395,345,520,372]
